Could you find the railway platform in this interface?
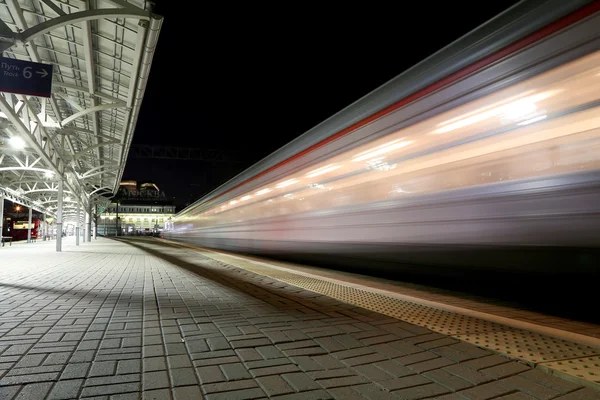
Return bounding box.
[0,237,598,399]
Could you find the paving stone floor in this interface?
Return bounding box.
[0,237,598,399]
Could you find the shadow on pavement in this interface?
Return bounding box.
[114,237,330,312]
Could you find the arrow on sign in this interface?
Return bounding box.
[36,69,48,78]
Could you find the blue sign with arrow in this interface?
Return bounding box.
[0,58,53,98]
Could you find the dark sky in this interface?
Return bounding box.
[123,1,521,208]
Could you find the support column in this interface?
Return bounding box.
[76,202,80,246]
[27,206,33,242]
[115,202,119,237]
[56,179,64,252]
[0,194,4,238]
[86,201,91,242]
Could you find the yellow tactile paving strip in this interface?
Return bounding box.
[160,239,600,388]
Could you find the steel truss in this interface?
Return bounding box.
[0,0,163,247]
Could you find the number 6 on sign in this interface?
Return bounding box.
[23,66,31,79]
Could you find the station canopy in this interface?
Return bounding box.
[0,0,163,222]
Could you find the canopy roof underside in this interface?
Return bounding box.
[0,0,162,222]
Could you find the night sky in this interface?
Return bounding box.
[123,1,521,208]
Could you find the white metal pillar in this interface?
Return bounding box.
[76,202,80,246]
[0,194,4,238]
[42,213,46,240]
[86,201,91,242]
[56,179,64,252]
[27,206,32,242]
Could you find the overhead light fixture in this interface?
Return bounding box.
[65,196,71,202]
[8,136,25,149]
[44,171,54,179]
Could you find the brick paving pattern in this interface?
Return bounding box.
[0,237,598,399]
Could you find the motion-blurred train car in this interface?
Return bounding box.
[166,0,600,279]
[10,218,39,241]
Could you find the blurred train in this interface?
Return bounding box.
[9,218,39,241]
[166,0,600,279]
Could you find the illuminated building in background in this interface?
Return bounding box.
[119,180,138,196]
[98,181,175,236]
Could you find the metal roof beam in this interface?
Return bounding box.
[80,167,118,180]
[62,103,126,126]
[0,94,84,203]
[116,14,162,187]
[0,0,162,217]
[5,0,73,157]
[24,188,74,195]
[89,186,112,196]
[81,164,116,177]
[80,0,103,186]
[55,92,85,111]
[60,127,117,142]
[0,186,55,215]
[0,16,14,37]
[20,8,150,44]
[53,82,126,104]
[71,140,122,160]
[104,0,143,11]
[0,95,59,173]
[40,0,67,17]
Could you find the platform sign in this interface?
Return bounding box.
[0,58,53,98]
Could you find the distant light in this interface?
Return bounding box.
[276,179,299,188]
[517,114,547,126]
[44,171,54,179]
[305,164,341,178]
[433,91,557,134]
[352,139,414,162]
[8,136,25,149]
[65,196,71,202]
[255,188,271,196]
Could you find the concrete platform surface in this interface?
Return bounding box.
[0,237,598,399]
